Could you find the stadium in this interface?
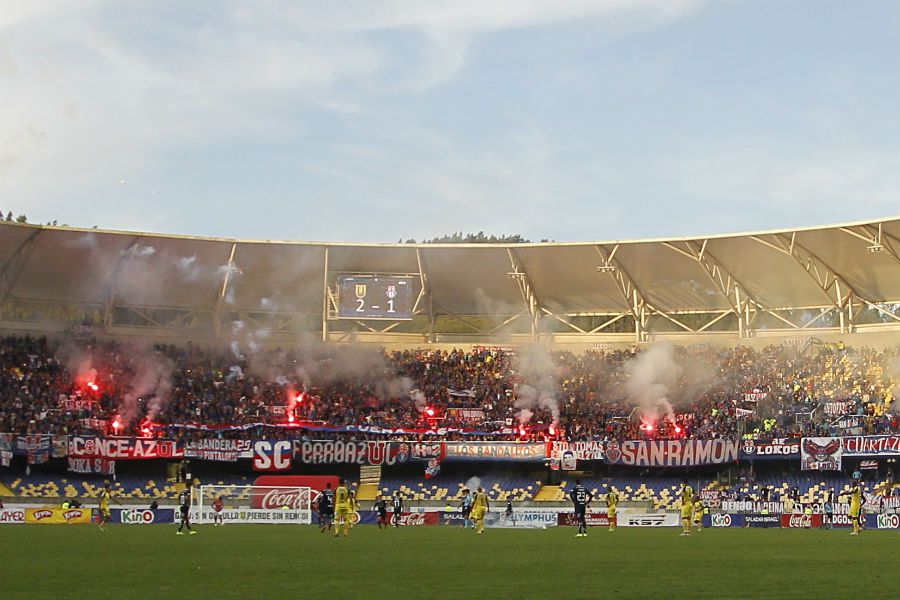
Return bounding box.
[2,217,900,599]
[4,3,900,599]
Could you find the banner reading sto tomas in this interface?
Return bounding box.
[603,439,739,467]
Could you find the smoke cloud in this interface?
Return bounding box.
[623,343,682,422]
[512,344,560,425]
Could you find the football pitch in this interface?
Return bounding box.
[1,525,897,599]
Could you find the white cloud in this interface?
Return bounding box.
[0,1,706,210]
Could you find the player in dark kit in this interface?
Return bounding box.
[392,492,403,527]
[570,479,592,538]
[374,496,389,529]
[177,487,196,535]
[318,483,334,533]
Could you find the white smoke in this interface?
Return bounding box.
[623,343,682,421]
[512,344,560,425]
[464,476,482,493]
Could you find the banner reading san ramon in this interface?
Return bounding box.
[603,439,739,467]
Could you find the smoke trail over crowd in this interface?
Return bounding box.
[512,344,560,425]
[623,343,682,422]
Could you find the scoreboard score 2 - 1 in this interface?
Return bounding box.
[337,276,414,320]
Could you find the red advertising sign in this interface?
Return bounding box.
[781,514,823,528]
[251,475,341,509]
[557,512,610,527]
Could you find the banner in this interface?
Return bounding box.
[60,398,96,412]
[557,512,610,527]
[109,508,176,524]
[744,514,781,527]
[801,437,842,470]
[699,489,721,508]
[0,508,25,524]
[51,435,68,458]
[296,440,410,466]
[68,436,182,460]
[79,418,108,431]
[743,392,768,402]
[183,439,251,462]
[446,408,485,422]
[191,508,312,525]
[16,435,51,465]
[68,457,116,475]
[25,507,92,524]
[740,438,800,460]
[619,512,681,527]
[603,440,739,467]
[548,441,604,461]
[823,401,854,416]
[252,440,294,472]
[443,442,546,462]
[841,436,900,457]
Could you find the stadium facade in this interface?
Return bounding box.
[0,217,898,346]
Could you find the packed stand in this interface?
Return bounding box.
[0,335,896,441]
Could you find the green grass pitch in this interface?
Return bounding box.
[1,525,897,599]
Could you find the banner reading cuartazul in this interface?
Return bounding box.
[603,440,739,467]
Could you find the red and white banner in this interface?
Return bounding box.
[252,440,294,472]
[68,436,182,460]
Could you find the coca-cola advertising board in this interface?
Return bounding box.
[781,514,823,528]
[252,475,340,509]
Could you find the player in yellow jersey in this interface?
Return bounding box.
[606,488,619,531]
[471,487,489,534]
[333,478,350,538]
[97,482,120,531]
[692,495,705,532]
[847,480,862,535]
[679,479,694,536]
[348,490,360,529]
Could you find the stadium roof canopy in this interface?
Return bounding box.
[0,217,899,344]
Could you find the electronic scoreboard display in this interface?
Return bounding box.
[337,275,414,320]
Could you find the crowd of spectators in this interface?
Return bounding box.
[0,335,896,441]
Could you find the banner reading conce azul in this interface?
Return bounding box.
[603,439,740,467]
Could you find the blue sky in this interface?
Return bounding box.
[2,0,898,242]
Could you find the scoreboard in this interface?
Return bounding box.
[337,275,414,320]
